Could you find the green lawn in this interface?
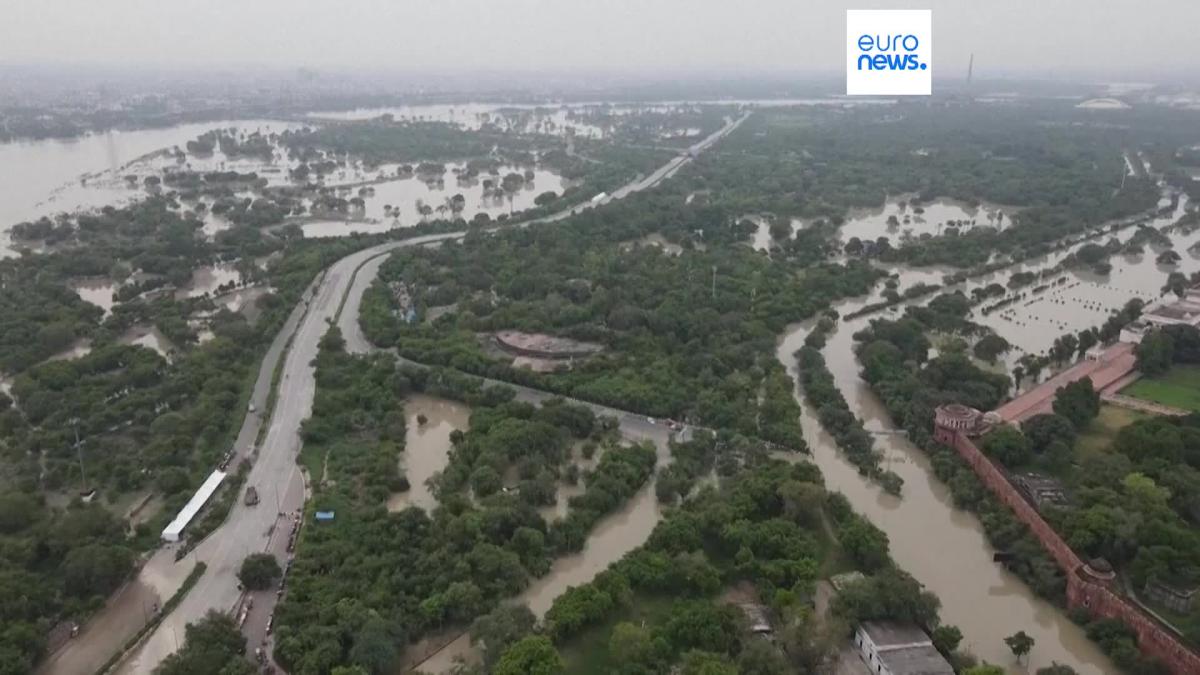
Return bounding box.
[1076,404,1148,457]
[299,444,327,485]
[1122,365,1200,412]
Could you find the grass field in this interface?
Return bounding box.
[1076,404,1148,457]
[1121,365,1200,412]
[299,444,327,485]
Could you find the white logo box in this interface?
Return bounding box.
[846,9,932,96]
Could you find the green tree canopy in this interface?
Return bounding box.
[981,425,1031,467]
[1052,378,1100,429]
[154,612,254,675]
[493,635,564,675]
[238,553,281,591]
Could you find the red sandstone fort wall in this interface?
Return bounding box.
[935,424,1200,675]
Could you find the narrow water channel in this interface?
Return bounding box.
[408,432,670,674]
[776,314,1117,673]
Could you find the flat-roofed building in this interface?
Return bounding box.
[1121,287,1200,343]
[853,620,954,675]
[1012,471,1069,510]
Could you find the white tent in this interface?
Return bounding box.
[161,469,227,542]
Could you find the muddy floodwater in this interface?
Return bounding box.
[742,214,803,254]
[410,432,670,674]
[301,163,567,238]
[776,315,1116,674]
[0,120,294,258]
[175,263,245,299]
[838,196,1012,245]
[309,102,606,138]
[772,187,1194,672]
[972,193,1192,360]
[768,199,1200,671]
[71,278,117,315]
[121,326,176,361]
[0,115,572,255]
[388,395,470,512]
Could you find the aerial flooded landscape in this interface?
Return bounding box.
[4,3,1200,675]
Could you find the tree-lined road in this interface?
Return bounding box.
[80,113,745,675]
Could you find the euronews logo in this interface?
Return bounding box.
[856,35,927,72]
[846,9,932,96]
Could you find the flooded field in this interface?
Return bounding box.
[212,286,269,321]
[304,161,568,234]
[67,262,254,324]
[742,213,804,253]
[175,263,245,299]
[387,395,469,512]
[839,186,1194,383]
[1,115,573,257]
[0,119,295,258]
[120,326,176,360]
[537,481,586,522]
[960,190,1192,362]
[72,278,117,315]
[838,196,1011,245]
[311,98,893,128]
[311,102,607,138]
[381,165,562,220]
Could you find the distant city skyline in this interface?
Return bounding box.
[2,0,1198,82]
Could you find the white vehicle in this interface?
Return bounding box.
[248,402,256,413]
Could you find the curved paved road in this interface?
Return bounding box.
[337,248,677,441]
[115,243,418,673]
[84,113,745,675]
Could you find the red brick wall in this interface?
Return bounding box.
[939,425,1200,675]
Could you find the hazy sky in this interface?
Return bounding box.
[3,0,1197,79]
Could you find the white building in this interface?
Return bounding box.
[1120,288,1200,343]
[161,469,227,542]
[854,621,954,675]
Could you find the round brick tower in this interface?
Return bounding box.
[934,403,979,443]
